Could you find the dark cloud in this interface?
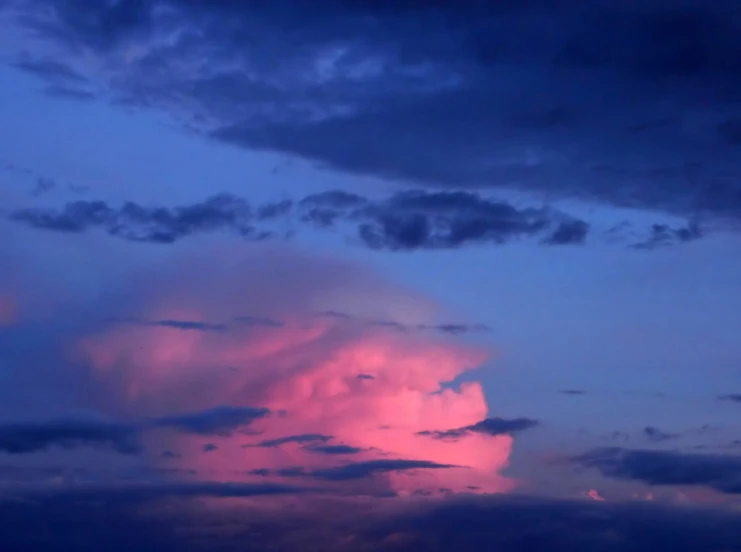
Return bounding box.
[305,444,364,455]
[9,191,590,249]
[202,443,217,452]
[309,459,458,481]
[6,0,741,222]
[4,490,741,551]
[643,426,678,443]
[719,394,741,403]
[250,459,457,481]
[0,406,270,454]
[560,389,586,395]
[248,434,334,448]
[115,316,228,332]
[631,222,703,250]
[543,220,589,245]
[0,419,141,454]
[573,447,741,494]
[154,406,270,436]
[418,417,539,440]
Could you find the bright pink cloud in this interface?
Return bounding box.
[72,245,515,494]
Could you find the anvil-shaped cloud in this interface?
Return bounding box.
[52,245,520,494]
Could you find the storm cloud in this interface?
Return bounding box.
[4,0,741,222]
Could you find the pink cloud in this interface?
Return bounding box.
[72,245,515,494]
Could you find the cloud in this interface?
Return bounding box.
[310,459,458,481]
[573,447,741,494]
[0,406,269,455]
[202,443,217,452]
[153,406,270,436]
[559,389,586,395]
[249,434,334,448]
[4,245,514,494]
[0,419,141,454]
[718,394,741,403]
[418,417,539,440]
[631,222,703,250]
[9,191,591,249]
[4,490,741,551]
[259,459,458,481]
[5,1,741,222]
[305,444,364,456]
[643,426,678,443]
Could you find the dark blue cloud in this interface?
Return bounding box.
[154,406,270,436]
[0,419,141,454]
[573,447,741,494]
[0,406,270,455]
[8,190,592,248]
[3,490,741,551]
[247,434,334,448]
[309,459,457,481]
[305,444,364,455]
[7,0,741,223]
[418,417,539,440]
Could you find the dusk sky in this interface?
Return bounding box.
[1,1,741,550]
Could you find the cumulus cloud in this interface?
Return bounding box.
[4,0,741,222]
[1,245,516,494]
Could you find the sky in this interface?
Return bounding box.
[1,1,741,550]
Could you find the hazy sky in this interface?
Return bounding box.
[1,1,741,550]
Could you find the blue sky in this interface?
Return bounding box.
[1,1,741,550]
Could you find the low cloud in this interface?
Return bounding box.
[0,406,270,454]
[9,191,592,249]
[573,447,741,494]
[153,406,270,436]
[257,459,458,482]
[418,417,539,440]
[0,419,141,455]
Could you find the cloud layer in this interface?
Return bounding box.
[4,0,741,222]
